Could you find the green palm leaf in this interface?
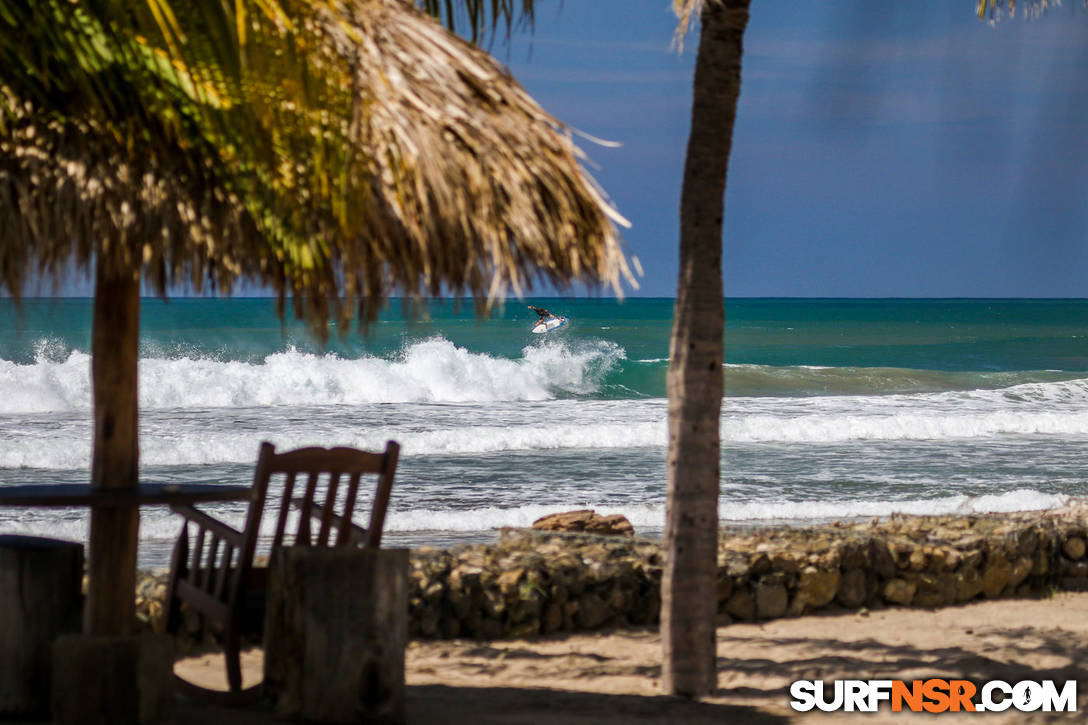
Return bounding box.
[1,0,627,333]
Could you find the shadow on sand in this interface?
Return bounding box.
[173,684,787,724]
[710,621,1088,718]
[404,684,787,724]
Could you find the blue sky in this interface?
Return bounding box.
[35,1,1088,298]
[501,1,1088,297]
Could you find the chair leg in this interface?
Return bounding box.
[165,526,189,633]
[174,621,263,707]
[225,626,243,693]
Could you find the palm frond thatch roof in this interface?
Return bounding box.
[323,0,631,313]
[0,0,631,328]
[0,93,270,296]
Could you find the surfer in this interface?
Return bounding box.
[528,305,556,322]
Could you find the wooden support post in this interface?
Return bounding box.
[51,634,173,725]
[87,263,141,634]
[264,548,409,724]
[0,535,83,719]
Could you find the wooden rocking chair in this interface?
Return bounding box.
[164,440,400,703]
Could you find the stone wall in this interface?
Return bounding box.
[137,506,1088,646]
[406,507,1088,639]
[408,531,662,639]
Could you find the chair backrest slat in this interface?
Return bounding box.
[202,536,222,591]
[366,442,399,548]
[214,543,234,600]
[317,472,342,547]
[296,472,320,546]
[190,528,206,583]
[271,471,297,551]
[238,442,275,563]
[337,472,364,546]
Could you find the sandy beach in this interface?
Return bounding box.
[174,591,1088,723]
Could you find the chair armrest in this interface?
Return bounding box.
[171,504,247,547]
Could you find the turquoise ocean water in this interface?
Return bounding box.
[2,297,1088,567]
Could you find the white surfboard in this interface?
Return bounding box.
[531,316,568,334]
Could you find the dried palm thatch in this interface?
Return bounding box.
[0,91,272,297]
[0,0,631,330]
[672,0,707,48]
[977,0,1086,21]
[319,0,632,320]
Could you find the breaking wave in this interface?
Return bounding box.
[0,337,626,414]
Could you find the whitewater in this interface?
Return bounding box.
[2,297,1088,567]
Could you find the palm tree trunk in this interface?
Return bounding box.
[86,262,141,634]
[662,0,750,698]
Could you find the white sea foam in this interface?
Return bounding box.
[720,377,1088,442]
[384,504,665,532]
[384,489,1072,533]
[724,410,1088,442]
[720,489,1074,521]
[0,337,625,414]
[135,419,664,465]
[389,489,1073,531]
[0,490,1071,552]
[0,352,93,414]
[11,387,1088,471]
[0,418,668,470]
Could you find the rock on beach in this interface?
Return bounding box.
[531,510,635,537]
